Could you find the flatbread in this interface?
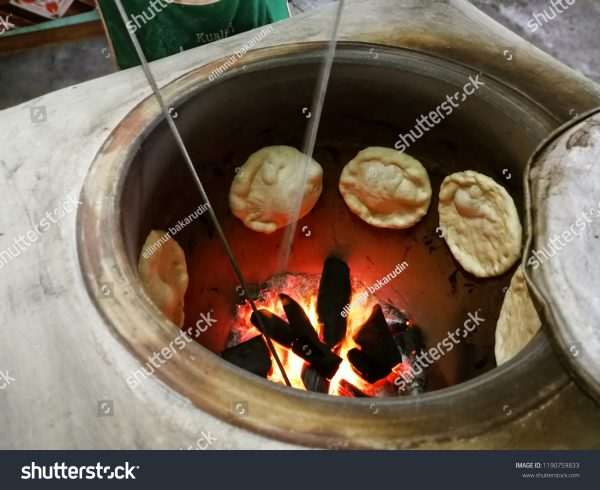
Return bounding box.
[438,170,522,277]
[138,230,189,327]
[339,147,432,229]
[229,146,323,234]
[495,266,541,365]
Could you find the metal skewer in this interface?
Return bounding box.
[112,0,292,386]
[277,0,346,273]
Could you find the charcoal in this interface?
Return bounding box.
[396,373,426,396]
[317,256,351,348]
[279,294,320,343]
[353,304,402,371]
[301,365,330,394]
[292,336,342,380]
[221,335,271,377]
[250,309,293,347]
[369,378,399,398]
[389,321,426,395]
[279,293,342,379]
[390,320,424,358]
[338,379,369,398]
[347,348,392,383]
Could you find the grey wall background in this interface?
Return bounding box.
[0,0,598,109]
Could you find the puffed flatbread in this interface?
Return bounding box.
[138,230,189,327]
[495,266,541,365]
[438,170,522,277]
[339,147,432,229]
[229,146,323,234]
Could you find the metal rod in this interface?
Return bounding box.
[277,0,346,273]
[112,0,291,387]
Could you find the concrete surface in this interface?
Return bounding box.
[0,0,599,109]
[473,0,600,83]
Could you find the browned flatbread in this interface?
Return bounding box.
[439,170,522,278]
[229,146,323,234]
[138,230,189,327]
[495,266,541,365]
[339,147,432,229]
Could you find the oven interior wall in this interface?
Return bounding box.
[120,47,557,391]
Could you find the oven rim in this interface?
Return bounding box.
[77,41,571,449]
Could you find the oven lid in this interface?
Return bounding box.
[524,108,600,404]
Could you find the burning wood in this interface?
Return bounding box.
[279,293,320,342]
[225,259,426,397]
[317,256,351,348]
[281,292,342,379]
[250,309,293,347]
[221,335,272,377]
[350,304,402,382]
[338,379,369,398]
[301,365,330,393]
[390,320,426,394]
[390,319,424,358]
[346,348,391,383]
[292,336,342,379]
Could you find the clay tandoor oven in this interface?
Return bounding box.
[78,43,574,448]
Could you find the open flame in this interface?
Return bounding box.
[233,274,409,396]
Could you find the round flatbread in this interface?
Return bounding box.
[339,147,432,229]
[229,146,323,234]
[438,170,522,277]
[495,266,541,365]
[138,230,189,327]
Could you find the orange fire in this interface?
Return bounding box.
[234,274,406,396]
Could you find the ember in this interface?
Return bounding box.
[223,257,425,397]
